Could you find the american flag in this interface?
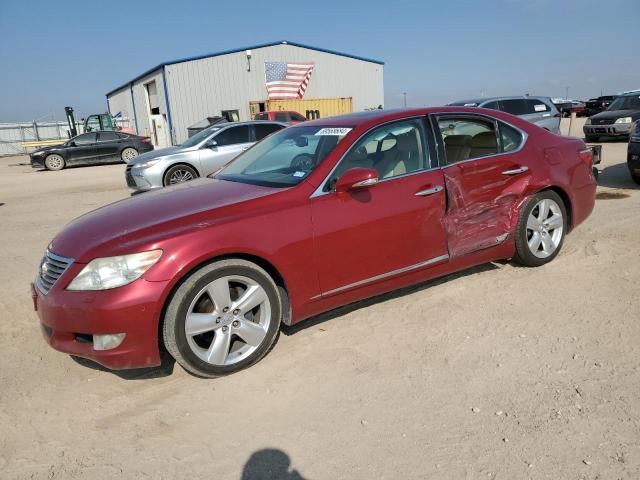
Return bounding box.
[265,61,315,100]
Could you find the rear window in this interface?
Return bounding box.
[525,99,550,113]
[254,113,268,121]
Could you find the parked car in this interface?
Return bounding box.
[30,131,153,171]
[569,101,586,117]
[126,120,287,190]
[254,111,307,124]
[628,120,640,184]
[584,91,640,142]
[32,107,596,377]
[448,96,561,133]
[585,95,618,117]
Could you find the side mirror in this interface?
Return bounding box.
[335,167,379,193]
[207,140,218,149]
[68,141,76,147]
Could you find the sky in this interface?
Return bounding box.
[0,0,638,122]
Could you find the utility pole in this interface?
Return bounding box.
[565,86,569,100]
[403,92,407,108]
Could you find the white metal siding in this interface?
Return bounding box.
[166,44,383,143]
[106,86,137,133]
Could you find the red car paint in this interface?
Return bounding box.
[254,111,306,124]
[33,107,596,370]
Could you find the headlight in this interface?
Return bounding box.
[584,118,591,125]
[138,159,161,169]
[33,150,45,156]
[615,117,632,124]
[67,250,162,290]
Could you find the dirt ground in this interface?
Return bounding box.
[1,118,638,479]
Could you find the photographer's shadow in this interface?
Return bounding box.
[241,449,306,480]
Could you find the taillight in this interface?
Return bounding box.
[578,147,593,166]
[141,138,151,143]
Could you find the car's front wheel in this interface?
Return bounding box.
[163,164,198,186]
[44,154,65,171]
[513,190,567,267]
[163,259,282,377]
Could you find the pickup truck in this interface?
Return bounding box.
[254,111,307,124]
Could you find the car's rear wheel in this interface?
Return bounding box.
[163,259,282,378]
[513,190,567,267]
[121,147,138,163]
[44,154,65,171]
[163,164,198,186]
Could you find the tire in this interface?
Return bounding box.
[585,135,598,143]
[163,164,198,186]
[162,259,282,378]
[44,154,65,171]
[513,190,567,267]
[631,171,640,185]
[121,147,138,163]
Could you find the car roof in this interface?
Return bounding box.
[450,95,552,106]
[293,106,529,129]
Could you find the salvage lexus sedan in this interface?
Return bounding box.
[32,107,596,378]
[126,120,286,190]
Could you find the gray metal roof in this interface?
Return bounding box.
[106,40,385,97]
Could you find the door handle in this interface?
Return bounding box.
[502,166,529,175]
[415,185,444,196]
[241,146,250,151]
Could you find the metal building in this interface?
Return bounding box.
[105,40,384,147]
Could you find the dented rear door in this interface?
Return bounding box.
[432,114,532,258]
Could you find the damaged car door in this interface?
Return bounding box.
[434,114,531,258]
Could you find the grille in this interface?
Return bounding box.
[595,118,615,125]
[36,250,74,295]
[125,165,136,187]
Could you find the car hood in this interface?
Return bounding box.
[129,145,197,164]
[50,178,281,262]
[591,109,640,121]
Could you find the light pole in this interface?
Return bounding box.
[565,86,569,100]
[403,92,407,108]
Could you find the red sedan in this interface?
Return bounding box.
[32,107,596,377]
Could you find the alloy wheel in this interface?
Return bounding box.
[525,198,564,258]
[169,169,194,184]
[45,154,64,171]
[184,275,271,366]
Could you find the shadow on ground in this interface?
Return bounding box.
[242,449,306,480]
[283,262,498,336]
[597,162,638,191]
[70,351,175,380]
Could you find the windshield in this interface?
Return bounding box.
[216,126,352,187]
[608,95,640,111]
[181,126,221,148]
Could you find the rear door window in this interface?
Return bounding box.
[74,133,97,145]
[214,126,251,146]
[254,123,284,141]
[499,122,524,152]
[98,132,119,142]
[500,99,528,116]
[437,116,498,164]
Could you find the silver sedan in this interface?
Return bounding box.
[125,121,287,190]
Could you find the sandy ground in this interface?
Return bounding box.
[1,118,639,479]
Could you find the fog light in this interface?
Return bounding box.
[93,333,126,351]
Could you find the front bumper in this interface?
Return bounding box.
[32,275,168,370]
[125,165,161,191]
[30,154,45,168]
[584,123,633,137]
